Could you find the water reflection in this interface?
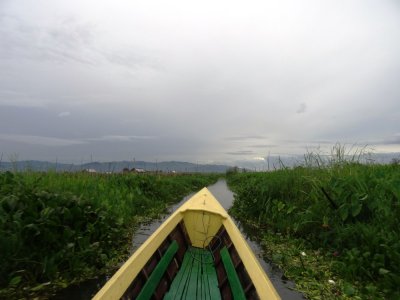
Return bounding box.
[131,191,195,251]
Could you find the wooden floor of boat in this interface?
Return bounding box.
[164,247,221,300]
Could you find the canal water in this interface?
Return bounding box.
[54,179,305,299]
[206,180,305,300]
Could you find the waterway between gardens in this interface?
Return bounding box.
[54,179,305,299]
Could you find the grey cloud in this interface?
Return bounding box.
[0,134,86,147]
[87,135,158,142]
[384,138,400,146]
[226,150,254,156]
[250,144,278,148]
[0,13,97,64]
[0,11,160,70]
[100,49,162,71]
[224,136,268,141]
[48,17,93,48]
[0,1,399,163]
[280,139,334,146]
[366,135,400,146]
[296,102,307,114]
[0,127,160,149]
[58,111,71,117]
[0,90,47,107]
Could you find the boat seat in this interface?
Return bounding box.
[136,240,179,300]
[164,247,221,300]
[220,247,246,300]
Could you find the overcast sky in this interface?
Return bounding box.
[1,0,399,164]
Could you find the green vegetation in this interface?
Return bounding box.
[0,171,219,298]
[227,158,400,299]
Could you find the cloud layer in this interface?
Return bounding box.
[1,0,400,163]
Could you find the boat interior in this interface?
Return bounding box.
[121,220,259,300]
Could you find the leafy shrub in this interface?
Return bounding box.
[227,163,400,298]
[0,171,219,297]
[0,172,125,291]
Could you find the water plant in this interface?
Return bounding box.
[227,153,400,299]
[0,171,219,298]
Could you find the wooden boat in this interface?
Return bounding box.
[93,188,280,300]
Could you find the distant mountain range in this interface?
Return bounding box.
[0,152,398,173]
[0,160,233,173]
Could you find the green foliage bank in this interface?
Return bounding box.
[0,171,218,298]
[227,163,400,299]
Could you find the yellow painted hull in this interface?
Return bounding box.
[93,188,280,300]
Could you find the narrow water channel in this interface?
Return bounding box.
[54,179,305,299]
[208,180,305,300]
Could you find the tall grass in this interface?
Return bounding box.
[0,171,219,298]
[227,152,400,298]
[21,172,218,221]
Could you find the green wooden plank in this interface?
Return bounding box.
[201,251,209,300]
[220,247,246,300]
[164,247,221,300]
[204,252,221,300]
[165,249,193,299]
[196,249,203,300]
[184,248,200,299]
[202,251,209,300]
[199,250,205,300]
[197,248,221,300]
[136,240,179,300]
[163,292,172,300]
[181,249,195,299]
